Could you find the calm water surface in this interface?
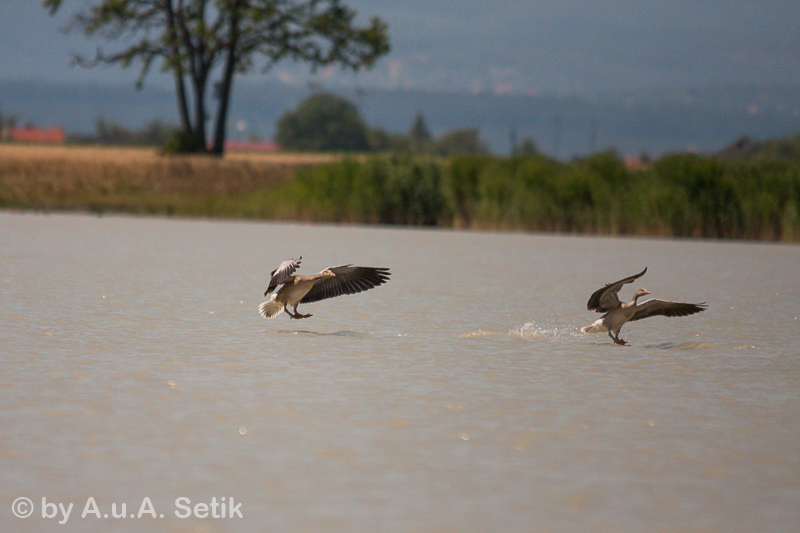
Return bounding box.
[1,211,799,532]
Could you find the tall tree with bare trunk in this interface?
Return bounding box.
[44,0,390,155]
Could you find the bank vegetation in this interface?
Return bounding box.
[1,143,798,241]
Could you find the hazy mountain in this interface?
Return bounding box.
[5,1,800,97]
[2,80,799,159]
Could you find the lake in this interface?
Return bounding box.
[1,211,798,532]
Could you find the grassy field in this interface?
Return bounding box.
[2,143,799,241]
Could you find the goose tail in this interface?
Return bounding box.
[581,319,607,334]
[258,295,283,319]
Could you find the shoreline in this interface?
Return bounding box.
[2,143,798,242]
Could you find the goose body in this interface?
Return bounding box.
[581,267,706,345]
[258,257,391,320]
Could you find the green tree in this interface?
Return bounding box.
[95,116,134,145]
[515,138,538,156]
[366,128,409,152]
[408,112,432,153]
[0,106,19,136]
[94,116,179,146]
[44,0,389,155]
[275,92,369,152]
[435,128,490,156]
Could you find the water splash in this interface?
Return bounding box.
[457,322,581,341]
[510,322,580,342]
[456,329,506,338]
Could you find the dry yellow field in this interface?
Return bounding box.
[0,142,341,164]
[0,143,341,216]
[0,143,339,191]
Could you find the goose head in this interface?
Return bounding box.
[634,288,651,299]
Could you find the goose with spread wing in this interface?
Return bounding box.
[258,257,391,320]
[581,267,706,345]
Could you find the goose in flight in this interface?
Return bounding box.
[258,257,391,320]
[580,267,706,345]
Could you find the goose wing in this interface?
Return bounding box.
[264,257,301,295]
[301,265,391,304]
[587,267,647,312]
[630,298,707,321]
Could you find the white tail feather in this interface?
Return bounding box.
[581,319,607,334]
[258,296,284,319]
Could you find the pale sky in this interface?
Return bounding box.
[2,0,799,95]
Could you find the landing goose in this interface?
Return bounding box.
[581,267,706,345]
[258,257,391,320]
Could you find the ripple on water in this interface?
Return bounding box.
[645,341,719,350]
[272,329,370,337]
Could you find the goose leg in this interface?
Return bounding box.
[292,304,312,319]
[609,331,627,346]
[284,304,301,319]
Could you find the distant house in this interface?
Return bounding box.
[623,154,649,171]
[223,139,279,152]
[9,125,66,144]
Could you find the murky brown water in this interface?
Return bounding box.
[2,211,799,532]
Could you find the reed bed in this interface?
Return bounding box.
[276,152,800,241]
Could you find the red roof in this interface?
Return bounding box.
[9,125,65,144]
[224,139,279,152]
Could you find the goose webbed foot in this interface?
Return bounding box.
[609,332,627,345]
[289,306,312,319]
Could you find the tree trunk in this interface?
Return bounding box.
[211,79,232,155]
[211,2,241,156]
[211,49,237,155]
[192,76,207,150]
[174,71,192,134]
[165,0,191,134]
[190,13,209,152]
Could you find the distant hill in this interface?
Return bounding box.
[1,79,799,158]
